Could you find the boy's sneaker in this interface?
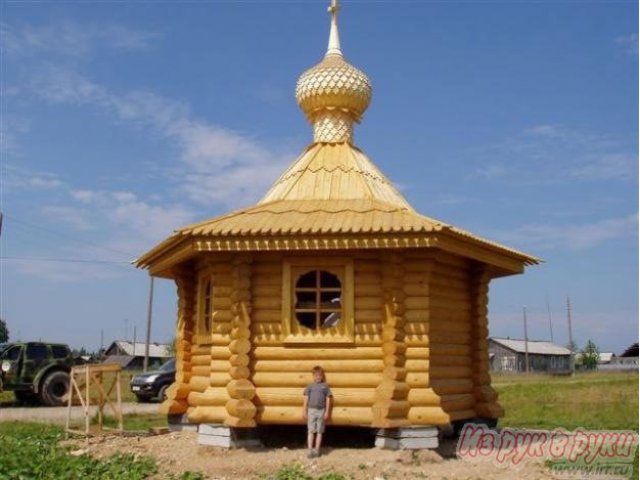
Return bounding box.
[307,449,316,459]
[313,448,320,457]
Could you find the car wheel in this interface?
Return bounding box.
[157,384,169,402]
[40,371,70,406]
[136,394,151,403]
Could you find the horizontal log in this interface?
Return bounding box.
[252,285,282,297]
[212,297,232,311]
[354,260,380,273]
[254,388,375,407]
[253,297,282,311]
[372,400,410,418]
[354,310,384,323]
[252,274,282,287]
[429,331,471,348]
[253,359,384,373]
[405,347,429,359]
[191,354,212,367]
[251,310,283,323]
[210,310,233,323]
[430,366,472,380]
[430,321,471,334]
[191,365,211,377]
[257,406,373,426]
[354,286,382,299]
[429,356,471,367]
[405,297,429,310]
[474,385,498,403]
[406,372,428,388]
[211,347,232,360]
[252,372,383,388]
[430,378,474,395]
[405,310,429,323]
[405,359,429,372]
[188,406,227,424]
[191,345,212,356]
[407,406,450,425]
[188,375,210,393]
[402,284,428,296]
[404,335,429,347]
[253,346,381,360]
[353,273,380,285]
[355,297,383,310]
[210,372,231,387]
[252,261,282,274]
[188,389,229,406]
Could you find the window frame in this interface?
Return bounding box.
[195,269,215,343]
[282,257,354,345]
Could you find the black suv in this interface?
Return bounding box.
[130,358,175,402]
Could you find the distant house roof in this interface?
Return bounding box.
[105,340,171,358]
[102,354,135,368]
[620,343,639,358]
[490,338,571,356]
[599,352,615,363]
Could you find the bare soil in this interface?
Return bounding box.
[63,429,557,480]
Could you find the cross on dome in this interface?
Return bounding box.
[295,0,372,144]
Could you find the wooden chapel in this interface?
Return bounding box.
[136,0,538,449]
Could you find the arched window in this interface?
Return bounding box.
[294,270,342,331]
[282,258,354,344]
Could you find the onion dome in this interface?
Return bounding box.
[295,1,372,143]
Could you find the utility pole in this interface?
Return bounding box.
[523,305,530,374]
[567,296,575,373]
[546,294,554,343]
[100,329,104,358]
[143,277,155,373]
[133,326,137,356]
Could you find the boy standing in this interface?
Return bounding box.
[303,366,332,458]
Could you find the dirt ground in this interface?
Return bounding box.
[64,430,558,480]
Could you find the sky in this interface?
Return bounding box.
[1,0,637,355]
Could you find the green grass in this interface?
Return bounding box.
[494,371,638,430]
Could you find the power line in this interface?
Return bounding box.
[1,213,137,259]
[0,256,132,265]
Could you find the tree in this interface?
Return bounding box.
[0,318,8,343]
[581,339,600,370]
[166,336,177,357]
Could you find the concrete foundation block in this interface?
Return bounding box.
[197,424,262,448]
[167,414,198,432]
[375,426,439,450]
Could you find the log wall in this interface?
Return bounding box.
[172,249,501,428]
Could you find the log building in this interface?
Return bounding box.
[136,0,538,448]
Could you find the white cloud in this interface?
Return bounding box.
[473,125,635,183]
[615,34,638,55]
[570,153,637,181]
[2,21,158,57]
[41,205,94,231]
[4,165,65,191]
[31,67,291,206]
[497,214,638,251]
